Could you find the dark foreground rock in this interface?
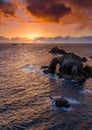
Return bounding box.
[50,97,70,108]
[42,47,92,83]
[48,53,86,82]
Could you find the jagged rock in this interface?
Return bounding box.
[83,65,92,78]
[50,97,70,108]
[48,53,85,82]
[43,69,49,74]
[49,46,67,55]
[41,66,48,69]
[82,57,88,62]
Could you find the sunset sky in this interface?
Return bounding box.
[0,0,92,43]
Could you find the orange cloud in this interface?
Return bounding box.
[0,0,92,31]
[0,0,17,17]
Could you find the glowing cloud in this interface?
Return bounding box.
[0,0,17,17]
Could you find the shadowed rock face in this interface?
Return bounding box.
[49,53,83,76]
[42,47,92,83]
[83,66,92,78]
[58,53,83,75]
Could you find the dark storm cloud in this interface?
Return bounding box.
[25,0,71,22]
[69,0,92,8]
[0,0,17,17]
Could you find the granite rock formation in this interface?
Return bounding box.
[42,47,92,83]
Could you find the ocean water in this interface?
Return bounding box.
[0,43,92,130]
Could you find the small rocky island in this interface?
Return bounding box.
[50,96,70,108]
[41,47,92,83]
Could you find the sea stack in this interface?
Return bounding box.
[42,47,92,83]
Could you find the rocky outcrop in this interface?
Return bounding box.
[49,47,67,55]
[48,53,86,82]
[50,97,70,108]
[83,66,92,78]
[42,47,92,83]
[82,57,87,62]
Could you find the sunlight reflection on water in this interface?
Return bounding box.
[0,43,92,130]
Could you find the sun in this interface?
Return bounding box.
[26,34,40,40]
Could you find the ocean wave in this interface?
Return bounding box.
[80,89,92,95]
[22,64,38,72]
[66,98,80,105]
[48,96,80,105]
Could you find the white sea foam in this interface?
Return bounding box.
[22,64,38,72]
[80,89,92,95]
[47,96,79,111]
[66,98,80,105]
[49,96,80,105]
[50,105,73,111]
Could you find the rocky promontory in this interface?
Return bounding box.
[41,47,92,83]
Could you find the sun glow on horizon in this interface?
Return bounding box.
[0,0,92,43]
[26,34,42,40]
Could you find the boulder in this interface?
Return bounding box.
[55,98,70,108]
[50,97,70,108]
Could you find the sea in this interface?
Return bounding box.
[0,43,92,130]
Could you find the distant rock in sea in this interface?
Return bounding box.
[49,46,67,55]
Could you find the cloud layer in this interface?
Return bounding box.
[0,0,92,30]
[69,0,92,8]
[0,35,92,43]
